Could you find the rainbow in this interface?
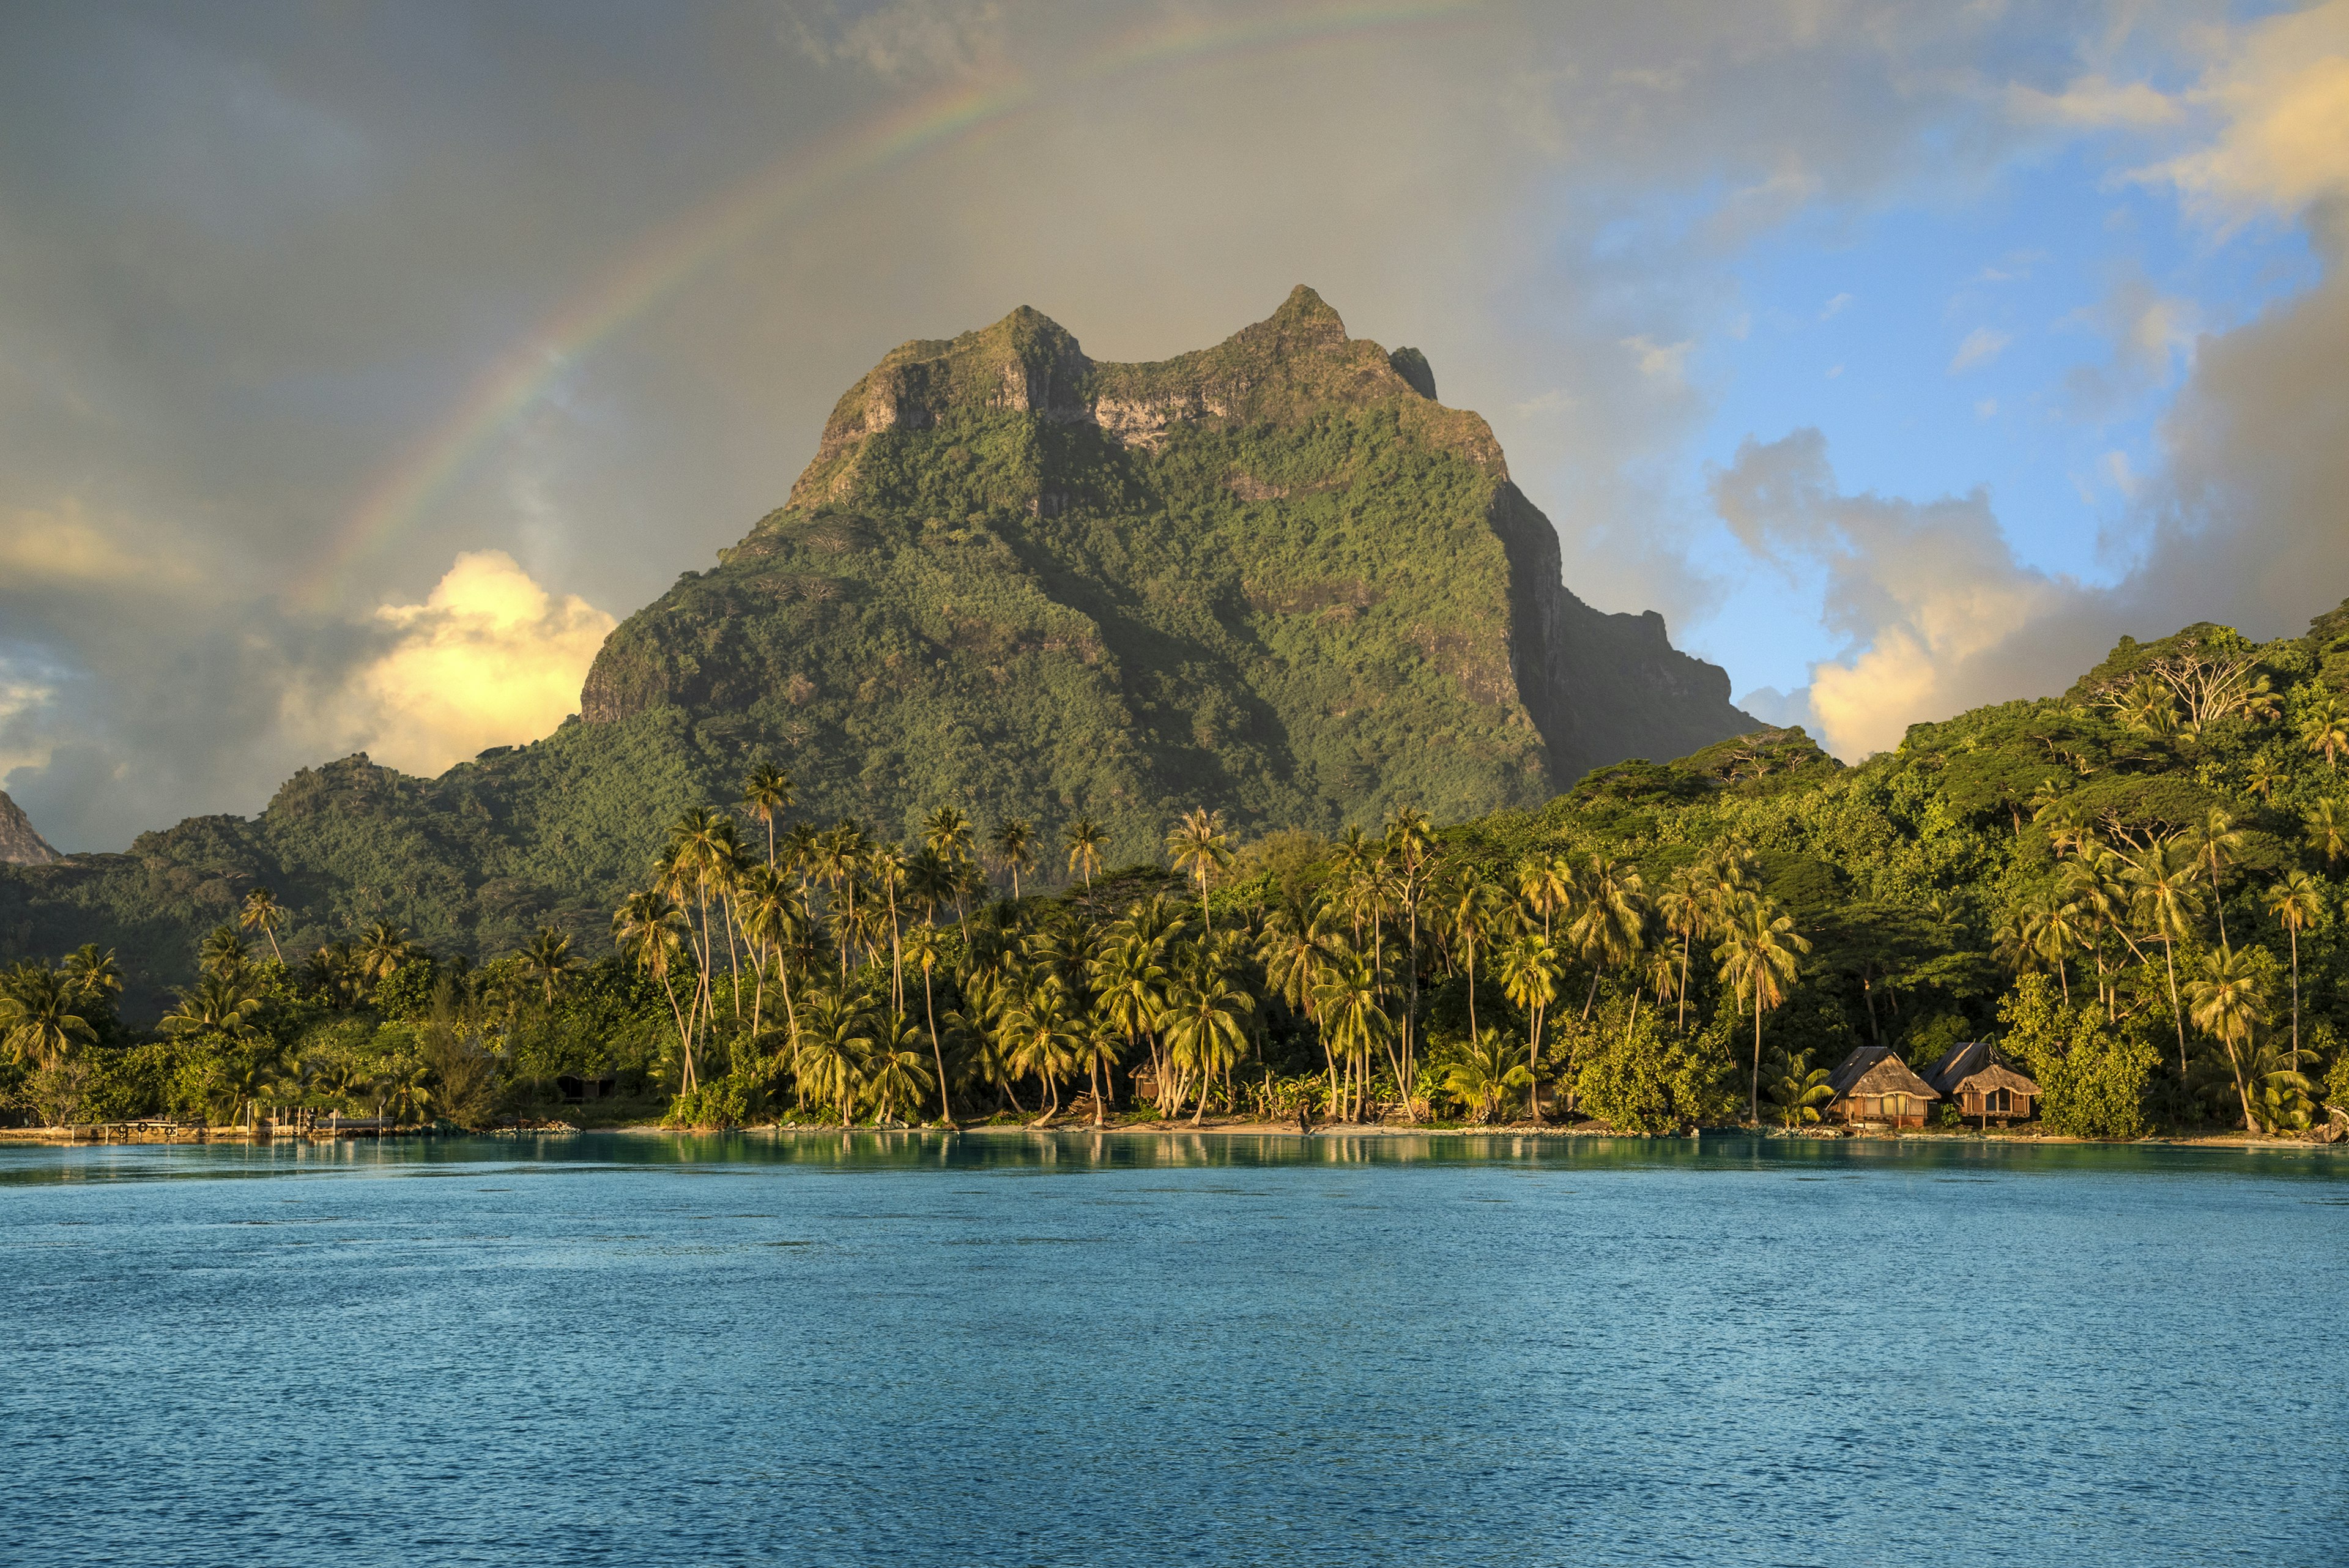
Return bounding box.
[303,0,1485,607]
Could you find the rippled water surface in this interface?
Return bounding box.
[4,1131,2345,1566]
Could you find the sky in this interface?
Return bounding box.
[4,0,2349,850]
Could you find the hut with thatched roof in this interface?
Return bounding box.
[1826,1044,1939,1129]
[1923,1041,2041,1124]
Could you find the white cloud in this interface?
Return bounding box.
[1949,326,2013,373]
[1819,292,1854,320]
[1975,397,1998,418]
[1622,335,1696,384]
[2007,74,2181,129]
[2149,0,2349,221]
[285,551,615,778]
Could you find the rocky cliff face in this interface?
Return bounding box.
[0,790,62,866]
[581,286,1750,850]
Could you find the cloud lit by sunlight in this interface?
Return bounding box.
[2154,0,2349,220]
[294,551,615,778]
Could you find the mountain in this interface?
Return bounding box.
[0,790,62,866]
[581,286,1748,827]
[0,288,1750,1005]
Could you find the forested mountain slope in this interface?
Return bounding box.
[0,288,1751,1006]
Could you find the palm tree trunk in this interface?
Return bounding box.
[2290,928,2302,1071]
[924,970,952,1125]
[1527,1003,1544,1124]
[2162,936,2187,1083]
[1677,935,1690,1031]
[1751,1001,1763,1124]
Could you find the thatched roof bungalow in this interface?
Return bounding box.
[1924,1042,2041,1124]
[1827,1045,1939,1129]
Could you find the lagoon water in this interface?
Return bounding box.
[2,1132,2345,1567]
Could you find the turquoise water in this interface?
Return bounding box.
[2,1132,2345,1566]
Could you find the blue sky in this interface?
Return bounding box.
[4,0,2349,847]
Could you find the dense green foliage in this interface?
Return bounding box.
[0,288,1755,1006]
[10,595,2349,1143]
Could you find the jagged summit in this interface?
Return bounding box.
[0,789,63,865]
[586,286,1750,844]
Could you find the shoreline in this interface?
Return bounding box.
[2,1117,2337,1154]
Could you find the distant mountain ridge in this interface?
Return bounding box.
[0,288,1752,1003]
[0,790,62,866]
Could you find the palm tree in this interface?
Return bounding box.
[356,921,414,990]
[2125,835,2204,1079]
[239,888,288,965]
[1071,1019,1124,1126]
[1515,852,1576,943]
[1713,892,1811,1123]
[158,970,263,1044]
[740,765,794,868]
[1441,1027,1531,1124]
[988,818,1036,901]
[60,945,122,1013]
[1312,947,1392,1123]
[2264,870,2325,1069]
[864,1014,936,1124]
[1764,1049,1836,1129]
[0,967,97,1070]
[1165,808,1232,931]
[2184,943,2269,1132]
[2301,694,2349,771]
[1568,856,1646,1019]
[900,922,954,1124]
[1064,816,1108,892]
[996,973,1082,1121]
[615,890,696,1089]
[1160,968,1254,1126]
[2186,806,2244,946]
[739,865,809,1044]
[199,924,251,981]
[1442,871,1515,1044]
[2307,798,2348,870]
[1093,929,1171,1110]
[1496,932,1560,1121]
[923,805,976,927]
[1655,866,1708,1030]
[794,989,874,1122]
[521,926,576,1006]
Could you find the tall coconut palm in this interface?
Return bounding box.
[1496,932,1560,1122]
[1161,968,1255,1126]
[1383,805,1436,1102]
[521,925,576,1006]
[1441,871,1515,1044]
[1568,856,1646,1019]
[737,865,808,1043]
[1071,1019,1124,1126]
[239,888,288,965]
[1064,816,1108,892]
[2301,694,2349,771]
[740,765,794,868]
[793,989,874,1122]
[1515,853,1575,943]
[158,970,262,1044]
[0,967,97,1069]
[922,806,975,926]
[2125,834,2205,1079]
[864,1014,936,1125]
[996,973,1082,1120]
[1165,808,1232,931]
[2264,869,2325,1069]
[60,945,122,1014]
[2185,806,2244,946]
[900,921,954,1124]
[199,925,251,981]
[1713,892,1811,1123]
[867,842,910,1016]
[1655,866,1709,1030]
[1092,929,1171,1110]
[2306,798,2348,871]
[354,921,413,990]
[1312,947,1392,1123]
[2184,943,2269,1132]
[984,818,1034,901]
[614,890,696,1090]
